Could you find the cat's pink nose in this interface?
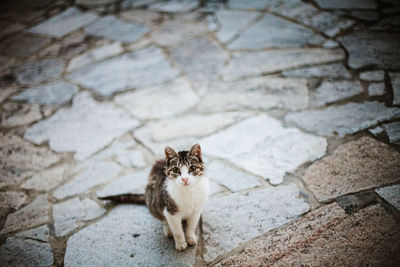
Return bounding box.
[181,177,189,184]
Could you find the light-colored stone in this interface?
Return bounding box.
[228,0,269,9]
[369,126,384,136]
[285,101,400,136]
[11,81,78,104]
[1,102,42,127]
[303,137,400,202]
[69,46,179,96]
[0,87,17,103]
[222,48,345,81]
[0,34,51,57]
[315,0,377,9]
[200,115,327,184]
[282,63,351,79]
[1,194,50,234]
[119,10,161,26]
[28,7,99,37]
[16,225,50,242]
[85,15,149,43]
[368,83,385,96]
[53,161,122,199]
[53,197,106,236]
[323,40,339,48]
[149,0,199,13]
[384,122,400,145]
[390,72,400,105]
[64,205,197,266]
[21,164,71,191]
[360,70,385,81]
[202,184,310,263]
[115,78,198,120]
[0,191,27,209]
[24,92,140,160]
[313,81,363,107]
[14,59,65,85]
[376,184,400,211]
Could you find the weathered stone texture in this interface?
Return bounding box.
[376,184,400,211]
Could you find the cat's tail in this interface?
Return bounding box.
[98,193,146,205]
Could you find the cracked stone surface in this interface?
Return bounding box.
[312,81,363,107]
[390,72,400,105]
[24,92,140,160]
[282,63,351,79]
[21,163,71,191]
[0,191,27,209]
[0,34,51,57]
[1,102,42,127]
[303,137,400,202]
[376,184,400,211]
[202,184,310,263]
[15,225,50,242]
[14,59,65,85]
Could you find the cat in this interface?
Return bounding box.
[99,144,209,251]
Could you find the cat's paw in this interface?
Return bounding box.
[175,241,188,251]
[186,235,197,246]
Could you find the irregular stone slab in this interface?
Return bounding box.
[282,63,351,79]
[376,184,400,211]
[384,122,400,145]
[390,72,400,105]
[206,160,260,192]
[76,0,117,6]
[315,0,377,9]
[14,59,65,85]
[149,0,198,13]
[25,92,140,160]
[28,7,98,37]
[368,82,385,96]
[222,48,345,81]
[53,161,121,199]
[53,197,106,236]
[203,184,309,263]
[229,14,326,50]
[0,192,27,209]
[228,0,269,9]
[85,15,149,43]
[69,46,179,96]
[64,205,197,266]
[0,133,60,188]
[285,101,400,136]
[218,204,400,266]
[1,194,50,234]
[200,115,327,184]
[312,81,363,107]
[360,70,384,81]
[21,164,71,191]
[336,191,377,214]
[214,10,259,43]
[96,168,149,197]
[119,9,162,26]
[12,81,78,105]
[323,40,339,48]
[1,102,42,127]
[369,126,384,136]
[303,137,400,202]
[16,225,50,242]
[0,238,53,267]
[115,78,198,120]
[197,77,309,112]
[339,32,400,69]
[67,42,123,72]
[0,34,51,57]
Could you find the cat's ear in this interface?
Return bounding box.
[165,146,177,160]
[189,143,202,158]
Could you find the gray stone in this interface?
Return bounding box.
[28,7,98,38]
[200,115,327,184]
[119,9,162,26]
[229,0,269,9]
[0,34,51,57]
[149,0,199,13]
[197,77,309,112]
[0,192,27,209]
[370,15,400,30]
[313,81,363,107]
[228,14,326,50]
[369,126,384,136]
[76,0,117,6]
[214,10,259,43]
[390,72,400,105]
[339,32,400,69]
[282,63,351,79]
[24,92,140,160]
[97,168,150,197]
[53,161,122,199]
[85,15,149,43]
[21,164,71,191]
[14,59,65,85]
[368,83,385,96]
[323,40,339,48]
[12,81,78,105]
[376,184,400,211]
[285,101,400,136]
[16,225,50,242]
[206,160,260,192]
[222,48,345,81]
[384,122,400,145]
[351,11,380,21]
[69,46,179,96]
[0,87,17,103]
[0,238,53,267]
[1,195,50,234]
[360,70,385,81]
[115,78,198,120]
[202,184,310,263]
[315,0,377,9]
[53,197,106,236]
[1,102,42,127]
[64,205,197,266]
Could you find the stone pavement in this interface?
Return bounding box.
[0,0,400,266]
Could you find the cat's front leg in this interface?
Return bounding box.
[185,210,202,246]
[165,211,187,251]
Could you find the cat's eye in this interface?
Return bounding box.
[172,167,180,174]
[189,165,196,172]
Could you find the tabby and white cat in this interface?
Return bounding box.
[100,144,209,251]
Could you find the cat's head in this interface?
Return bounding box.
[164,144,204,187]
